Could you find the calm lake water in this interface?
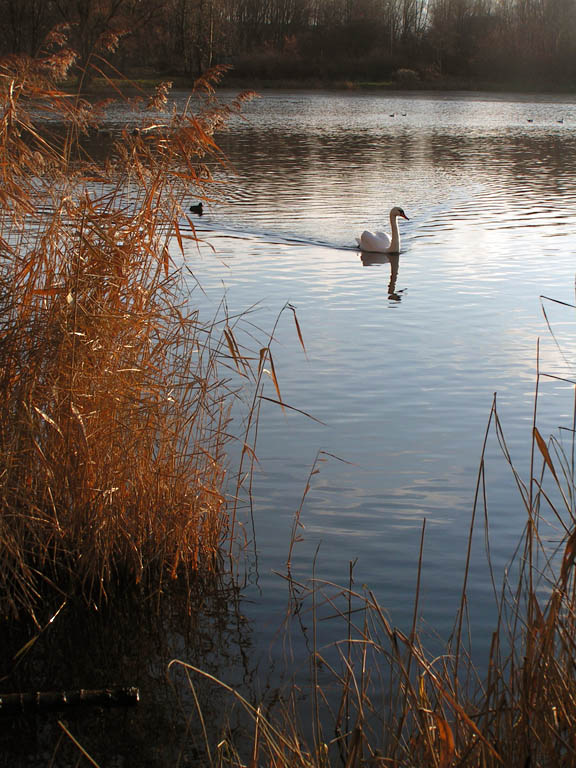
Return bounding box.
[178,89,576,666]
[9,89,576,764]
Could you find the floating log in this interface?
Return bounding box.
[0,687,139,715]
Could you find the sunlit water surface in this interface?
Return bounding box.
[102,89,576,706]
[170,90,576,671]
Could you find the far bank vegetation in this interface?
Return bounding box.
[0,0,575,90]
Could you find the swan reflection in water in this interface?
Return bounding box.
[360,251,403,301]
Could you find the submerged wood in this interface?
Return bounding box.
[0,687,139,715]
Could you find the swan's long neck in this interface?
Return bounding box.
[388,211,401,253]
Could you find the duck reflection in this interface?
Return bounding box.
[360,251,403,301]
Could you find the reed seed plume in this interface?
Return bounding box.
[0,40,258,619]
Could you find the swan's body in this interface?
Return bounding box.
[357,206,409,253]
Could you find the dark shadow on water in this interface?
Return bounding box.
[0,574,256,767]
[360,251,404,301]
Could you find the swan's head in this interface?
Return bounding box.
[391,206,409,220]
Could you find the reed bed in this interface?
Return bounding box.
[0,38,257,620]
[174,315,576,766]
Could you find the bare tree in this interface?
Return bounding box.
[0,0,57,55]
[51,0,130,80]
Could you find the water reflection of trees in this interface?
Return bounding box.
[0,574,255,767]
[219,126,576,203]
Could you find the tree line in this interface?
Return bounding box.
[1,0,575,87]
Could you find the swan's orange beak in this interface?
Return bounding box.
[401,212,409,220]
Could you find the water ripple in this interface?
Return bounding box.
[178,91,576,653]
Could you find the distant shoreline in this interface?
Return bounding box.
[77,73,576,97]
[223,77,576,95]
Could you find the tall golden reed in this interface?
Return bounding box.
[0,36,255,620]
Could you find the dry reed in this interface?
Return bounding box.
[173,305,576,766]
[0,38,256,620]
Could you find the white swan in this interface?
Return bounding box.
[357,206,409,253]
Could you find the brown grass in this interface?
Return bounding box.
[0,41,257,620]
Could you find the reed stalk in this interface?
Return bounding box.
[175,299,576,766]
[0,36,256,619]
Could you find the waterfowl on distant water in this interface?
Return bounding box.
[357,206,409,254]
[189,202,203,215]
